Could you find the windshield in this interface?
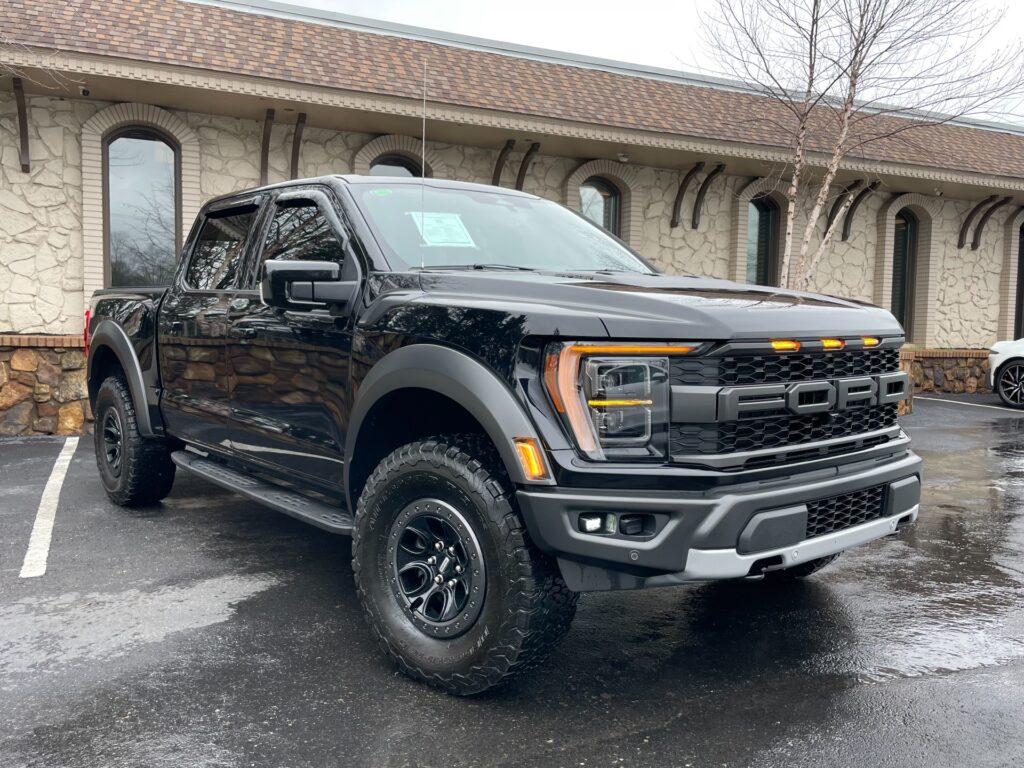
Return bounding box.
[353,183,654,273]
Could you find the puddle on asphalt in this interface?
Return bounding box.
[823,417,1024,683]
[0,573,280,683]
[573,415,1024,692]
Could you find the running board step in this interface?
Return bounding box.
[171,450,353,534]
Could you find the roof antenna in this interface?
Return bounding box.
[420,58,427,269]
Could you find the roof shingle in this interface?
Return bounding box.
[4,0,1024,181]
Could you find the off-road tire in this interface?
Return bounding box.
[764,553,841,581]
[353,434,578,695]
[93,375,176,506]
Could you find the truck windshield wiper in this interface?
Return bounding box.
[419,264,537,271]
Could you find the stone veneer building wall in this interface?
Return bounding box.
[1,92,1015,347]
[3,0,1024,435]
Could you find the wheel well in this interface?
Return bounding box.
[87,345,124,406]
[347,388,494,510]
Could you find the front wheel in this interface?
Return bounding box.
[996,362,1024,408]
[352,435,578,695]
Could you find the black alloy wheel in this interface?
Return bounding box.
[389,498,486,638]
[997,362,1024,408]
[100,408,124,477]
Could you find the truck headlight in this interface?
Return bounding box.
[543,342,694,460]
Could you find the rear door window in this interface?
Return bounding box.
[185,208,257,290]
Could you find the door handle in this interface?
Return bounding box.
[230,327,257,340]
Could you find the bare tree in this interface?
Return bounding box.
[706,0,1024,290]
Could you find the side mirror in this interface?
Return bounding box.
[261,260,357,312]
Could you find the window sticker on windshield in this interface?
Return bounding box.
[407,211,477,248]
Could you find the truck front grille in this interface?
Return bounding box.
[670,403,899,456]
[671,348,900,386]
[805,485,887,538]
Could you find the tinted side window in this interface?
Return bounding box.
[186,209,256,290]
[263,202,344,264]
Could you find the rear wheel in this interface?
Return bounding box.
[353,434,577,695]
[996,362,1024,408]
[763,553,841,581]
[93,375,176,506]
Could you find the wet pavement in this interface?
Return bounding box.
[2,395,1023,767]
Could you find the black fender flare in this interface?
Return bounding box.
[344,343,554,496]
[88,319,160,437]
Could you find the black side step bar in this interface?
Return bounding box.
[171,450,353,535]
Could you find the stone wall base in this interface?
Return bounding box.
[903,347,991,395]
[0,336,90,437]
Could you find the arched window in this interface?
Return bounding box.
[369,153,422,177]
[580,176,621,236]
[1016,226,1024,339]
[746,195,780,285]
[104,127,180,287]
[892,208,918,333]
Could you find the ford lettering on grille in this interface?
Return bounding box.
[717,372,910,421]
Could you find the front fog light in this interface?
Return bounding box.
[578,513,618,534]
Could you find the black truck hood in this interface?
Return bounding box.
[414,270,903,341]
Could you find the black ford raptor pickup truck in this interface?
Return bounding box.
[87,175,921,694]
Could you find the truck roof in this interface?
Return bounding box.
[203,174,540,209]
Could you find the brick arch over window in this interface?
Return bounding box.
[352,134,446,177]
[564,160,641,249]
[875,193,941,345]
[81,103,201,296]
[998,206,1024,340]
[729,177,792,283]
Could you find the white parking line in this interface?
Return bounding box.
[19,437,79,579]
[916,396,1024,414]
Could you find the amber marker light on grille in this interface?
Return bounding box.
[821,338,845,350]
[862,336,881,347]
[513,437,549,481]
[771,339,801,352]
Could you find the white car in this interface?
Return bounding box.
[989,339,1024,408]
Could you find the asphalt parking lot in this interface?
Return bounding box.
[2,395,1024,768]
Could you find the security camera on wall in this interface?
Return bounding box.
[79,86,90,97]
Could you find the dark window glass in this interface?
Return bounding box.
[106,129,179,287]
[263,203,344,264]
[892,208,918,333]
[580,177,621,236]
[746,196,780,286]
[369,154,422,177]
[1016,226,1024,339]
[185,209,256,290]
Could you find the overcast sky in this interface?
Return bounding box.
[287,0,1024,124]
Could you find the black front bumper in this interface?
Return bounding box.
[518,450,922,592]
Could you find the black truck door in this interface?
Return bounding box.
[226,188,359,492]
[158,200,261,451]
